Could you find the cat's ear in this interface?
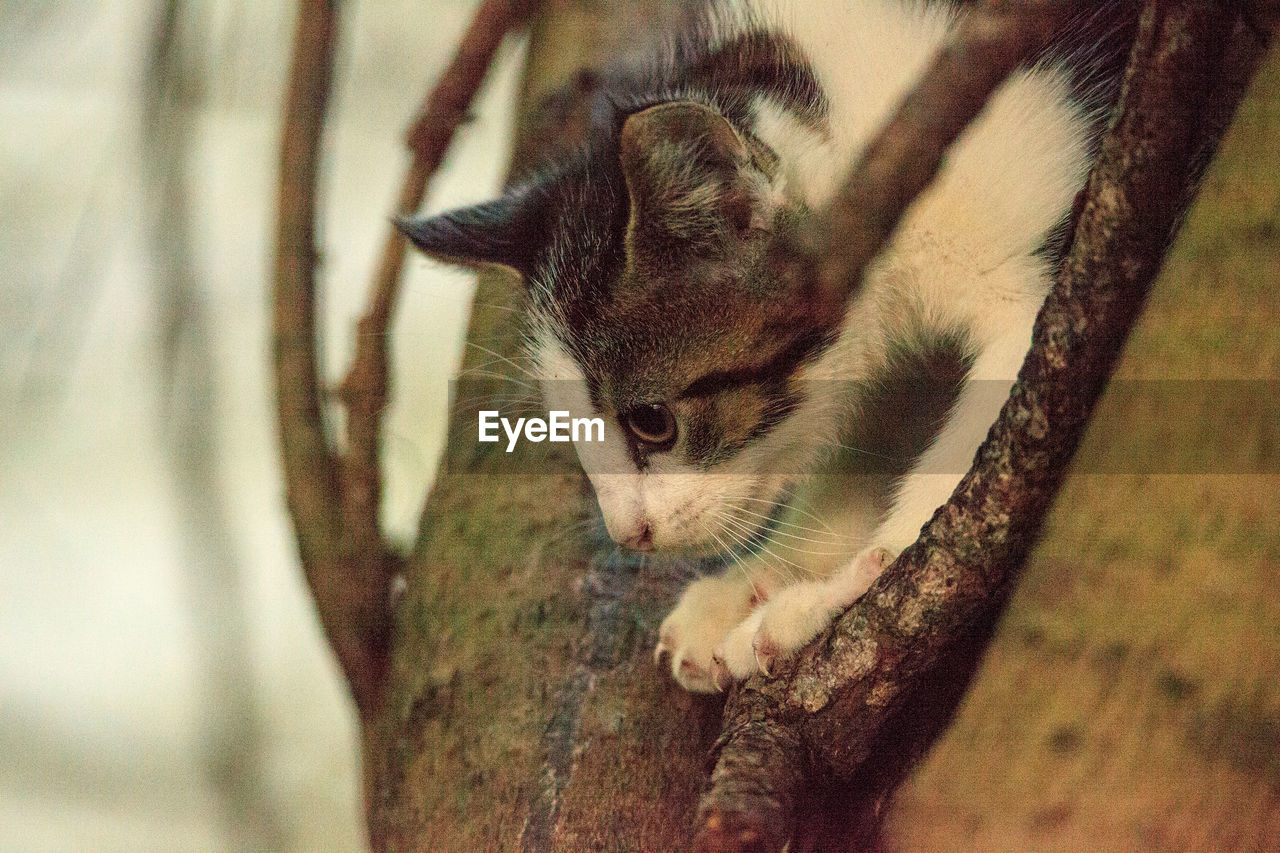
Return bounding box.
[396,182,548,276]
[619,101,775,246]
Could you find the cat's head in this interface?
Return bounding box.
[401,98,843,552]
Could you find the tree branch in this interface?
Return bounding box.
[337,0,538,558]
[272,0,535,725]
[814,0,1078,305]
[697,2,1275,850]
[273,0,369,710]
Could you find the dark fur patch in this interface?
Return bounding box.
[395,184,551,275]
[679,28,828,131]
[680,327,832,399]
[1031,1,1139,269]
[839,333,974,478]
[619,101,763,245]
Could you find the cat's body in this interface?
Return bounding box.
[403,0,1133,692]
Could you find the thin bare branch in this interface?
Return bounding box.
[697,2,1275,850]
[338,0,539,451]
[273,0,537,731]
[273,0,382,713]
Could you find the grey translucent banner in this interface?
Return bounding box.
[444,380,1280,475]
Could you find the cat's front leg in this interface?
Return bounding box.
[717,546,891,681]
[656,571,767,693]
[720,335,1031,680]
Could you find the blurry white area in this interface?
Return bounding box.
[0,0,523,849]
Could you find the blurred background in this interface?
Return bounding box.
[0,1,523,848]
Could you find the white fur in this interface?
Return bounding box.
[539,0,1094,691]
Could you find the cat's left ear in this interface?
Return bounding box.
[396,181,549,276]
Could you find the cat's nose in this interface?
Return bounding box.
[622,522,654,552]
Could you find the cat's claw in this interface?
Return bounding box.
[673,651,717,693]
[752,633,778,677]
[662,634,721,693]
[718,607,765,682]
[749,581,836,674]
[710,650,732,693]
[656,625,716,691]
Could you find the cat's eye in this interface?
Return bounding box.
[622,403,677,448]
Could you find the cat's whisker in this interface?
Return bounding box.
[727,503,842,540]
[828,441,895,461]
[457,356,534,377]
[709,511,811,584]
[449,391,539,408]
[723,508,848,555]
[449,389,539,407]
[711,510,824,580]
[464,341,542,382]
[697,516,756,588]
[454,368,537,391]
[736,495,839,537]
[727,526,846,557]
[468,300,523,315]
[449,392,540,406]
[536,515,600,552]
[706,514,793,589]
[724,519,848,558]
[447,394,543,415]
[696,517,762,597]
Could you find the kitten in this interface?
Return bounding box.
[401,0,1134,692]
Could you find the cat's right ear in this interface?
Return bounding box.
[396,183,548,276]
[618,101,776,249]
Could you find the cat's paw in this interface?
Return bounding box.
[846,546,893,603]
[655,574,755,693]
[750,581,842,676]
[717,547,893,681]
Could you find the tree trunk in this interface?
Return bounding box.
[365,3,721,850]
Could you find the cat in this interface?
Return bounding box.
[400,0,1134,692]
